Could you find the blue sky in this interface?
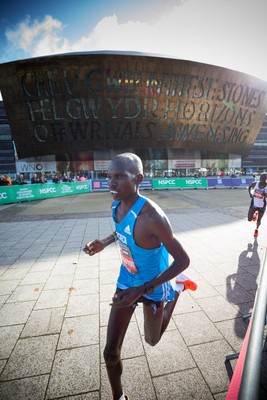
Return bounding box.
[0,0,266,82]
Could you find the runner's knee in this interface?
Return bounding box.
[103,346,121,366]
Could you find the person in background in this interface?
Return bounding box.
[79,174,87,181]
[40,175,47,184]
[84,152,197,400]
[3,175,12,185]
[61,174,69,182]
[31,174,40,184]
[247,172,267,237]
[52,174,60,183]
[0,175,8,186]
[18,174,28,184]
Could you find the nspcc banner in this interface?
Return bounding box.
[152,178,207,189]
[0,181,92,205]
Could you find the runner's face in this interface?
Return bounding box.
[108,160,139,200]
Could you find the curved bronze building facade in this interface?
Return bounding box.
[0,52,267,175]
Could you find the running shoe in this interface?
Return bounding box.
[175,273,198,291]
[254,229,258,237]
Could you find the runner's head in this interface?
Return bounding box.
[108,153,143,200]
[110,153,143,175]
[260,172,267,182]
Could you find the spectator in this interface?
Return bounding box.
[40,175,47,184]
[0,175,8,186]
[18,174,28,184]
[31,174,40,184]
[52,174,60,183]
[61,174,69,182]
[3,175,12,185]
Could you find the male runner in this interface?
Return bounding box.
[247,172,267,237]
[84,152,197,400]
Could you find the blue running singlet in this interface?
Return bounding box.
[112,195,175,301]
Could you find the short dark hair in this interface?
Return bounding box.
[111,153,143,175]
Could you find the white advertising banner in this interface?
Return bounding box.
[16,161,57,173]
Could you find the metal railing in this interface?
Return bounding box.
[237,248,267,399]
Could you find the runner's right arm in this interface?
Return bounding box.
[84,232,117,255]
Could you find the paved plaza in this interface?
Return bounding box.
[0,188,267,399]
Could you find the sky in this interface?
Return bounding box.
[0,0,266,86]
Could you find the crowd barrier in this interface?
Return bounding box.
[0,177,254,205]
[226,248,267,399]
[0,181,92,205]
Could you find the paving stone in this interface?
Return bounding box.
[44,274,74,290]
[0,294,9,308]
[99,301,110,327]
[65,294,99,317]
[74,266,99,279]
[58,314,99,349]
[143,330,196,376]
[34,289,69,309]
[100,356,155,400]
[71,278,99,295]
[234,272,259,291]
[190,340,233,393]
[173,310,223,346]
[99,283,116,303]
[172,290,201,315]
[21,307,65,337]
[20,270,51,285]
[0,325,24,358]
[0,266,9,278]
[7,284,43,303]
[189,278,220,299]
[59,392,99,399]
[216,281,255,304]
[46,346,100,398]
[215,317,249,353]
[100,269,118,285]
[0,335,58,380]
[0,375,49,400]
[30,261,55,272]
[100,320,144,364]
[214,393,228,400]
[153,368,214,399]
[0,280,20,296]
[197,295,241,322]
[1,267,31,280]
[0,301,35,326]
[0,359,6,375]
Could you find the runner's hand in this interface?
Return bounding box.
[110,286,143,308]
[83,240,105,256]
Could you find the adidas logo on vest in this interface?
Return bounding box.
[124,225,131,235]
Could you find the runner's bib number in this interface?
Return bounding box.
[119,242,139,274]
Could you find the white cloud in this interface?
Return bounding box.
[1,0,267,81]
[5,15,70,58]
[68,0,267,81]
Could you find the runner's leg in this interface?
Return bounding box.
[247,204,255,221]
[143,292,180,346]
[256,210,265,229]
[104,305,135,400]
